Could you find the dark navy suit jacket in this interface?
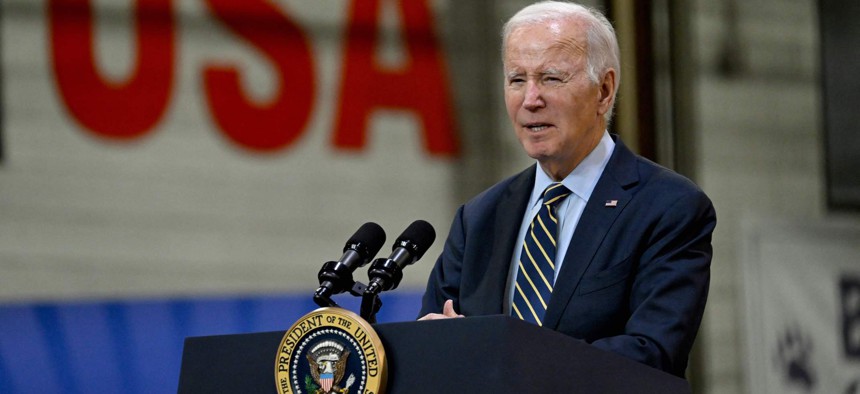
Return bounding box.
[420,137,716,377]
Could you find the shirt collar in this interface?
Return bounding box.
[531,131,616,204]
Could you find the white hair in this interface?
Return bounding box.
[502,1,621,121]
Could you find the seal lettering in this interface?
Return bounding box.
[275,307,386,394]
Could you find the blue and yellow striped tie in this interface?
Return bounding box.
[512,182,571,326]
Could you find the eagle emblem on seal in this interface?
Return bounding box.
[306,340,353,394]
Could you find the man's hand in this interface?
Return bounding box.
[418,300,464,320]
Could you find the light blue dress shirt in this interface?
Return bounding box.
[505,131,616,313]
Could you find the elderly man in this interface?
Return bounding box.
[419,1,716,378]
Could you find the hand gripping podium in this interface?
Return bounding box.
[178,315,690,393]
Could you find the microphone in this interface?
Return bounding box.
[314,222,386,305]
[365,220,436,294]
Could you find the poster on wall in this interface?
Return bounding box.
[742,218,860,394]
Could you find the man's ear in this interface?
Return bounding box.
[597,68,617,115]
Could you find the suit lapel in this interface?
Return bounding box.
[474,166,535,314]
[543,139,639,329]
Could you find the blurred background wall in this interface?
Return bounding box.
[1,0,858,393]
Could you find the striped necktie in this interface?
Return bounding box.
[512,182,571,326]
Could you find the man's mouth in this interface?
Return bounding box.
[524,123,552,132]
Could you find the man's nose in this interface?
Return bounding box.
[523,81,545,111]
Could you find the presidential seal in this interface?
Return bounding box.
[276,307,386,394]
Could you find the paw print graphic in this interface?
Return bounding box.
[775,325,816,391]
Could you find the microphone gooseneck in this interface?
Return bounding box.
[313,222,386,307]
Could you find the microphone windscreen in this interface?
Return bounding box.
[347,222,387,258]
[395,220,436,260]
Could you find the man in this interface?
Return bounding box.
[418,1,716,378]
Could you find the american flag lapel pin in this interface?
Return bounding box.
[605,199,618,207]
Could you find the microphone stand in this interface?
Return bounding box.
[359,286,383,324]
[359,257,404,323]
[313,260,371,308]
[313,259,382,322]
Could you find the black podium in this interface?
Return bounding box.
[178,315,690,393]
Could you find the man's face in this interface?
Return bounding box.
[503,18,612,179]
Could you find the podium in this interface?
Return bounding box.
[178,315,690,393]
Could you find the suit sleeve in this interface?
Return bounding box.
[419,205,466,317]
[590,190,716,377]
